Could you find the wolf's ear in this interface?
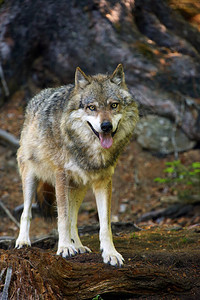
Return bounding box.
[110,64,125,86]
[75,67,90,89]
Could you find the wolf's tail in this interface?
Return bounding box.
[36,181,57,218]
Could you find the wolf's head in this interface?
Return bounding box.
[69,64,137,149]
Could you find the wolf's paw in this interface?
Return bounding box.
[76,246,92,254]
[15,237,31,249]
[71,237,92,254]
[102,250,124,267]
[57,245,78,257]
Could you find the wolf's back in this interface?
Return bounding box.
[27,85,73,114]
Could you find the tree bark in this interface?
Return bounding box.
[0,247,192,299]
[0,0,200,140]
[1,225,200,299]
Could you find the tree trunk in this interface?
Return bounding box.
[0,0,200,140]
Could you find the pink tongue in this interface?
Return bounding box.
[99,133,113,149]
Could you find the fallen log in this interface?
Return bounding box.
[0,247,192,299]
[137,203,199,223]
[1,226,200,299]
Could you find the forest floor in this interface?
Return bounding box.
[0,90,200,236]
[0,91,200,299]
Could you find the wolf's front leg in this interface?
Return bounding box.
[93,179,124,267]
[55,171,77,257]
[16,167,36,248]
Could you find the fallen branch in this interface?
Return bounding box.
[0,200,20,228]
[0,63,9,97]
[1,267,12,300]
[0,268,6,281]
[0,129,19,149]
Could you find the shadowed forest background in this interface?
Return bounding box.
[0,0,200,299]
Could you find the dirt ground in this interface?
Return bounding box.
[0,90,200,240]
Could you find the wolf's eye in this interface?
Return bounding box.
[88,105,96,111]
[111,103,118,109]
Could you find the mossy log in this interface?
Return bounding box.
[1,226,200,299]
[0,245,193,299]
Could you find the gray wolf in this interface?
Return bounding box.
[15,64,139,266]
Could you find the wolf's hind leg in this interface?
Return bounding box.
[70,185,91,253]
[16,166,37,248]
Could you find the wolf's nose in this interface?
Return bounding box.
[101,121,113,133]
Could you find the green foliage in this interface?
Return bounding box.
[92,295,103,300]
[154,160,200,200]
[131,232,139,239]
[181,237,189,244]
